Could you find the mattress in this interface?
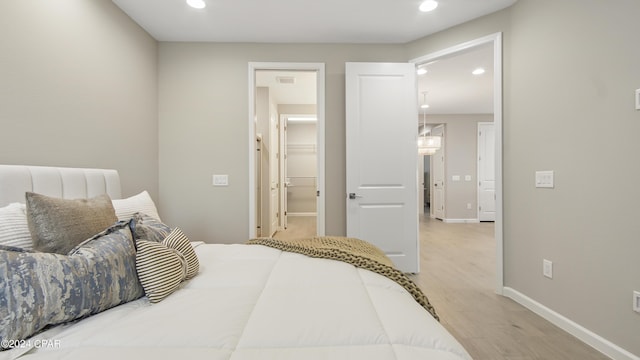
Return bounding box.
[4,243,472,360]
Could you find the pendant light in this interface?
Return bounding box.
[418,92,441,155]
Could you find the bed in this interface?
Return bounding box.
[0,164,472,360]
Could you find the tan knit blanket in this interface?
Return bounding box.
[247,236,439,321]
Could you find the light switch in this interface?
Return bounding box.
[535,171,554,188]
[465,175,472,181]
[213,174,229,186]
[636,89,640,110]
[452,175,460,181]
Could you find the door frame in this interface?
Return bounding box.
[410,32,504,294]
[248,62,326,238]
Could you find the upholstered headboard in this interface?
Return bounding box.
[0,165,121,207]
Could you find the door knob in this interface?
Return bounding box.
[348,193,363,199]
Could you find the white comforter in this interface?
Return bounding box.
[3,244,471,360]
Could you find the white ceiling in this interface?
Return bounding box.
[111,0,516,44]
[112,0,505,115]
[417,42,494,114]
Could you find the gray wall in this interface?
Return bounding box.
[506,1,640,355]
[158,43,405,243]
[408,1,640,356]
[0,0,159,201]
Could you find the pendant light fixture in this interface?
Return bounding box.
[418,92,441,155]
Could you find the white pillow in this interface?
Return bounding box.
[0,202,33,250]
[112,191,161,221]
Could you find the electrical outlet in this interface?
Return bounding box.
[633,291,640,313]
[543,259,553,279]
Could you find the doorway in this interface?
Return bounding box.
[411,33,504,293]
[248,62,325,239]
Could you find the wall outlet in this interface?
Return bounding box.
[543,259,553,279]
[633,291,640,313]
[466,203,472,210]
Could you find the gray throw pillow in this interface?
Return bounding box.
[26,192,117,254]
[0,221,144,349]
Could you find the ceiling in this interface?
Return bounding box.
[111,0,516,44]
[112,0,505,115]
[417,42,494,115]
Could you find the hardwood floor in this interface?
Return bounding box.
[273,216,316,240]
[412,214,610,360]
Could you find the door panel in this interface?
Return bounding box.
[478,122,496,221]
[346,62,419,273]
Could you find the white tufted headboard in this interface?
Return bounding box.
[0,165,122,207]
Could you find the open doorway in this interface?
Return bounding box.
[248,63,325,239]
[411,33,504,293]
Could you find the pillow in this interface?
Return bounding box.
[112,191,161,221]
[136,227,199,303]
[0,203,32,250]
[25,192,118,254]
[0,221,144,349]
[130,212,171,243]
[163,227,199,279]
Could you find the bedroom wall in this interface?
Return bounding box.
[0,0,158,201]
[158,43,405,243]
[409,1,640,357]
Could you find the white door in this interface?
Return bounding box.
[431,125,445,220]
[345,62,419,273]
[478,122,496,221]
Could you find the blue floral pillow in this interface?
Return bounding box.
[0,221,144,350]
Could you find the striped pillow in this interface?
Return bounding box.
[163,228,199,279]
[135,227,199,303]
[0,203,32,250]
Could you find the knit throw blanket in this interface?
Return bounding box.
[246,236,439,321]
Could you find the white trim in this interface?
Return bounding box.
[442,218,479,224]
[504,287,640,360]
[410,32,504,295]
[248,62,326,239]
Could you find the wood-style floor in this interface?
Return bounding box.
[412,214,610,360]
[273,213,610,360]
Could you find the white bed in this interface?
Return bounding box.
[0,165,472,360]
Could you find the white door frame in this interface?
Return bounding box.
[410,32,504,294]
[248,62,326,238]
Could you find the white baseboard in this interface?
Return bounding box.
[503,287,639,360]
[443,218,479,223]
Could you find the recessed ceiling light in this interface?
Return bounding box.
[186,0,206,9]
[420,104,430,109]
[417,68,428,75]
[419,0,439,12]
[472,68,486,75]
